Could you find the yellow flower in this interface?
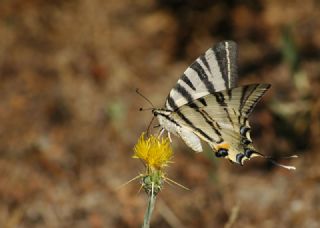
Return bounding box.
[132,132,173,196]
[131,132,187,196]
[133,133,173,170]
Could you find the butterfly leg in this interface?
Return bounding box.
[168,132,172,142]
[158,128,165,138]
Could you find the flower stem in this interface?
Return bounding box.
[142,183,157,228]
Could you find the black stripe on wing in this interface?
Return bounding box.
[200,55,211,74]
[244,84,271,115]
[239,84,271,115]
[175,83,194,103]
[175,110,216,143]
[213,92,227,106]
[181,74,196,91]
[213,41,238,90]
[224,107,234,127]
[189,61,216,93]
[166,95,179,110]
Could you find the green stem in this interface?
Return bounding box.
[142,183,157,228]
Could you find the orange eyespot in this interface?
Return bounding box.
[216,142,230,150]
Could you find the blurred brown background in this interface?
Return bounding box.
[0,0,319,227]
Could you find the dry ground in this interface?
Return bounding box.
[0,0,319,227]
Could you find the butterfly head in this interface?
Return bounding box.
[152,108,171,117]
[152,109,172,128]
[135,88,174,135]
[152,108,181,135]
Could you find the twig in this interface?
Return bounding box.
[224,202,240,228]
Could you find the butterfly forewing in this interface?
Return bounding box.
[165,41,238,111]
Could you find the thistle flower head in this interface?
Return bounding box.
[133,132,173,170]
[132,132,173,196]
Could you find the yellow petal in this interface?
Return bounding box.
[133,133,173,169]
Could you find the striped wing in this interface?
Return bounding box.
[170,84,271,164]
[165,41,238,111]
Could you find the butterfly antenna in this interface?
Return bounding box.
[136,88,155,108]
[139,107,154,111]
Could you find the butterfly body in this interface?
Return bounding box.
[153,41,271,165]
[153,109,203,152]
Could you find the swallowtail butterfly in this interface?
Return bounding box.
[148,41,296,169]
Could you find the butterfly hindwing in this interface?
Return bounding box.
[170,84,271,164]
[178,128,203,152]
[165,41,238,111]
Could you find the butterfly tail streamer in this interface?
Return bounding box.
[265,155,298,170]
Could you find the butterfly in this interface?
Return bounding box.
[151,40,271,166]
